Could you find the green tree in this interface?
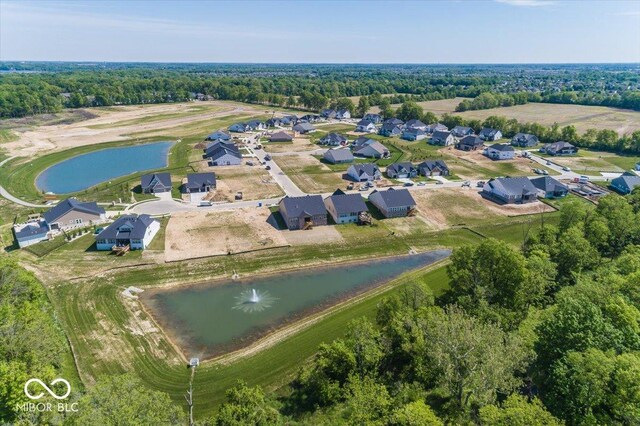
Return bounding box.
[479,394,562,426]
[342,375,391,425]
[356,96,370,117]
[216,381,282,426]
[390,400,443,426]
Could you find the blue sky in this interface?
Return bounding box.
[1,0,639,63]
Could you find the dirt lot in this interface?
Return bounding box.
[164,209,289,261]
[456,103,640,136]
[274,155,347,193]
[440,147,556,179]
[411,188,555,228]
[210,165,284,201]
[281,225,344,246]
[263,136,316,153]
[2,101,264,156]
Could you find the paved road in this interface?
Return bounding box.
[0,156,47,208]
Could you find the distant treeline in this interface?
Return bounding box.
[0,62,639,118]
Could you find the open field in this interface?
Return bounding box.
[274,155,347,193]
[542,149,640,173]
[262,136,316,153]
[214,165,284,201]
[456,102,640,135]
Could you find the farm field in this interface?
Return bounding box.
[456,102,640,135]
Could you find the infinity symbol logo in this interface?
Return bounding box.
[24,378,71,400]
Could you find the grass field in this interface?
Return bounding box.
[456,102,640,135]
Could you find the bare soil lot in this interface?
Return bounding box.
[263,136,316,153]
[440,147,557,179]
[274,155,347,193]
[411,188,555,228]
[164,209,289,261]
[281,225,344,246]
[456,103,640,136]
[212,165,284,201]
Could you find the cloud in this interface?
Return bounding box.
[494,0,555,6]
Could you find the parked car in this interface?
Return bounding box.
[246,161,255,166]
[347,183,354,190]
[477,181,486,187]
[417,182,426,186]
[265,165,271,170]
[436,180,444,185]
[563,166,571,171]
[264,155,272,161]
[403,182,414,187]
[198,201,212,207]
[462,181,471,187]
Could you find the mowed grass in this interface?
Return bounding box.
[0,129,18,143]
[456,102,640,135]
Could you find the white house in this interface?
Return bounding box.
[484,144,515,160]
[95,215,160,251]
[356,119,377,133]
[347,163,381,182]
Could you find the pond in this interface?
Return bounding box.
[35,141,173,193]
[141,250,450,359]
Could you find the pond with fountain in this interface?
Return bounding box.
[141,250,450,359]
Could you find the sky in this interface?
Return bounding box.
[1,0,639,63]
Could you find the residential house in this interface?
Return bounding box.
[319,133,348,146]
[611,171,640,195]
[426,123,448,134]
[228,122,249,133]
[269,131,293,142]
[383,118,404,127]
[401,128,428,141]
[95,214,160,250]
[364,113,382,124]
[530,176,569,199]
[451,126,474,138]
[478,128,503,141]
[293,122,316,134]
[456,135,484,151]
[245,120,266,131]
[634,162,640,171]
[511,133,539,147]
[278,195,328,230]
[379,122,402,137]
[265,117,282,127]
[14,219,49,248]
[141,173,172,193]
[320,109,337,119]
[347,163,382,182]
[369,188,416,218]
[205,130,231,142]
[42,197,106,231]
[417,160,450,176]
[204,144,242,166]
[182,173,216,202]
[353,136,376,148]
[356,119,377,133]
[323,148,354,164]
[336,109,351,120]
[353,140,389,159]
[299,114,321,123]
[484,143,515,160]
[482,177,538,204]
[205,139,234,151]
[540,141,578,156]
[404,119,427,131]
[280,115,298,126]
[324,189,369,224]
[429,130,456,146]
[386,162,418,179]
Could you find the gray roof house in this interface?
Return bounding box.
[478,128,503,141]
[141,172,172,193]
[511,133,539,147]
[323,148,354,164]
[321,109,337,119]
[204,144,242,166]
[353,136,376,148]
[383,118,404,126]
[356,119,377,133]
[353,140,389,159]
[336,109,351,120]
[456,135,484,151]
[293,122,316,134]
[347,163,382,182]
[379,122,402,137]
[266,117,282,127]
[368,188,416,218]
[386,162,418,179]
[183,173,216,193]
[95,214,160,251]
[530,176,569,199]
[319,133,348,146]
[14,219,49,248]
[635,162,640,171]
[402,128,428,141]
[43,197,106,231]
[278,195,328,230]
[228,122,249,133]
[280,115,298,126]
[324,189,369,224]
[269,131,293,142]
[451,126,474,138]
[484,143,515,160]
[417,160,450,176]
[205,130,231,141]
[540,141,578,156]
[430,130,455,146]
[426,123,448,134]
[482,177,538,204]
[364,113,382,123]
[404,119,427,131]
[246,120,266,131]
[611,171,640,195]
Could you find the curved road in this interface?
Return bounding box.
[0,156,45,208]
